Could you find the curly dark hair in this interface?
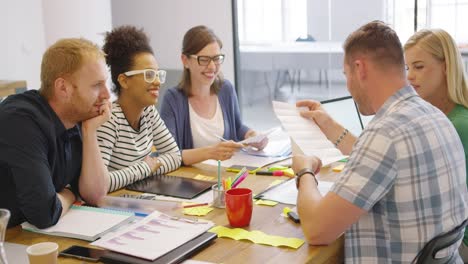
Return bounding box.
[103,25,153,95]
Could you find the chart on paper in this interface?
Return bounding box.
[92,211,214,260]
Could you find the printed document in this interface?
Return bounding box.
[272,101,347,165]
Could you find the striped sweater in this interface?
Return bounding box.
[97,102,181,192]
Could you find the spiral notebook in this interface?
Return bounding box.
[21,205,134,241]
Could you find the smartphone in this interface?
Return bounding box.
[59,245,108,262]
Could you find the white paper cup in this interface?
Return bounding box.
[26,242,58,264]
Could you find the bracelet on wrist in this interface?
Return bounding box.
[296,168,318,189]
[334,128,349,147]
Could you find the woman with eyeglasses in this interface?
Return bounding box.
[160,25,267,165]
[97,25,181,192]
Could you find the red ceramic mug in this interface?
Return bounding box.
[225,188,253,227]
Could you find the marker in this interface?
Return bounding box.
[287,211,300,223]
[217,160,221,190]
[255,170,284,176]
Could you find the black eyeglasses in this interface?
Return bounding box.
[189,54,225,66]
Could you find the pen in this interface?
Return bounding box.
[217,160,221,190]
[134,212,149,217]
[214,134,228,142]
[255,170,284,176]
[182,203,209,209]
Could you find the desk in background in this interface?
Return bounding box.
[0,80,27,98]
[6,164,343,264]
[460,48,468,73]
[239,42,344,103]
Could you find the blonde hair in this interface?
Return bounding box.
[404,29,468,107]
[39,38,104,99]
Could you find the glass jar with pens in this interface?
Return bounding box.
[213,162,250,209]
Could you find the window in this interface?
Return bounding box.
[237,0,307,44]
[388,0,468,44]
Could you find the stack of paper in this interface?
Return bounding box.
[272,101,347,165]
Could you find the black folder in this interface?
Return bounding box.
[126,175,214,199]
[99,232,217,264]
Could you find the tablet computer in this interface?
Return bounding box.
[126,175,214,200]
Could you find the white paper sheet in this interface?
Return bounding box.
[272,101,347,165]
[257,178,334,205]
[91,211,214,260]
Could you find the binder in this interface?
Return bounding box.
[99,232,217,264]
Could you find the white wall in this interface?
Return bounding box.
[1,0,112,90]
[307,0,385,41]
[42,0,112,48]
[111,0,235,82]
[2,0,46,90]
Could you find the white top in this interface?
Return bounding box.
[97,103,181,192]
[189,98,224,148]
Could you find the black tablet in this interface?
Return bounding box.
[126,175,214,199]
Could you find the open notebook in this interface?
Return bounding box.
[21,205,134,241]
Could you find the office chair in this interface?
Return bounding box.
[413,219,468,264]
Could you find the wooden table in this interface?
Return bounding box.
[6,164,344,264]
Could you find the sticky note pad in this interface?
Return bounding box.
[194,174,215,181]
[183,206,213,216]
[332,163,345,172]
[255,200,278,206]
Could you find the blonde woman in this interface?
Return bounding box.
[404,28,468,260]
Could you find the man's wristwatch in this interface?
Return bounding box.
[295,168,318,189]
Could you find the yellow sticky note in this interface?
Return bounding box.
[255,200,278,206]
[209,226,304,249]
[183,206,213,216]
[194,174,215,181]
[332,163,345,172]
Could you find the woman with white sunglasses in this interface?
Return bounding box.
[97,25,181,192]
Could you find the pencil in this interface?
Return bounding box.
[182,203,209,209]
